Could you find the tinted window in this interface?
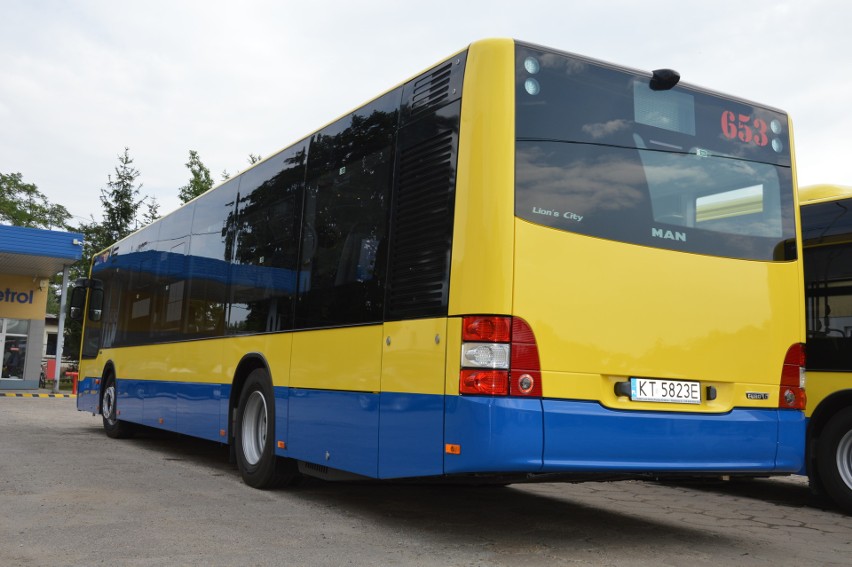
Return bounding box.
[803,199,852,371]
[515,44,796,261]
[185,178,239,338]
[296,90,400,328]
[150,204,194,341]
[228,144,306,334]
[91,227,161,348]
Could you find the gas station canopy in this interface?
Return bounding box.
[0,225,84,277]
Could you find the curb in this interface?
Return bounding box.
[1,393,76,398]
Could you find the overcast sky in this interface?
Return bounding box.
[2,0,850,225]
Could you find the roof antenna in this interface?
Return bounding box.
[650,69,680,91]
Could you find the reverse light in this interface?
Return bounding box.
[461,343,510,369]
[459,316,543,398]
[779,343,806,410]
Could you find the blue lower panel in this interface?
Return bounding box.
[444,396,545,474]
[76,377,99,414]
[779,410,807,474]
[144,382,176,429]
[117,379,144,423]
[176,383,226,442]
[542,400,805,473]
[287,388,379,478]
[378,392,444,479]
[274,386,290,455]
[444,397,805,475]
[113,379,225,443]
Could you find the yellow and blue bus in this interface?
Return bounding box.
[72,38,806,489]
[799,183,852,513]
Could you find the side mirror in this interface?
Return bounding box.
[69,286,87,321]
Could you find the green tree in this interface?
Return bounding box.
[178,150,214,203]
[142,196,160,225]
[98,147,145,244]
[0,172,71,229]
[65,148,152,360]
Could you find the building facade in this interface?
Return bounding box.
[0,225,83,389]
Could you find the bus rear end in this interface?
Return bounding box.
[444,39,805,477]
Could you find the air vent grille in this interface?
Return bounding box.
[408,62,453,121]
[387,130,456,318]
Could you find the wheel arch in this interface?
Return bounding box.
[807,389,852,476]
[98,360,118,415]
[228,353,273,442]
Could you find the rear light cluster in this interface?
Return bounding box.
[460,316,542,397]
[779,343,806,410]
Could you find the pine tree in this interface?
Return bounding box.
[99,147,144,243]
[178,150,214,203]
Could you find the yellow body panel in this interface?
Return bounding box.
[290,325,382,392]
[444,317,462,396]
[805,371,852,418]
[449,38,516,316]
[381,318,448,395]
[80,333,295,387]
[513,219,805,411]
[799,184,852,205]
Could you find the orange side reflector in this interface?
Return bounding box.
[158,418,164,424]
[219,429,226,437]
[445,444,461,455]
[277,441,286,449]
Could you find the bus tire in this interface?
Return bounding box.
[816,407,852,515]
[102,375,134,439]
[234,368,298,489]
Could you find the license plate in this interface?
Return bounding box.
[630,378,701,405]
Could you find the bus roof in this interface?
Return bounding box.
[799,184,852,205]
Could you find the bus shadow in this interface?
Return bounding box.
[654,477,839,513]
[286,479,737,555]
[86,426,825,555]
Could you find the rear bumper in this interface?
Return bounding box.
[445,397,804,474]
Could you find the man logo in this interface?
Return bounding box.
[652,228,687,242]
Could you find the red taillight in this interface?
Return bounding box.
[460,369,509,395]
[510,318,542,397]
[779,343,806,410]
[463,316,511,342]
[460,316,542,398]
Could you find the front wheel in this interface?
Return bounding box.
[102,375,133,439]
[234,368,298,488]
[816,407,852,515]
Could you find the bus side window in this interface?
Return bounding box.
[228,144,306,335]
[295,92,398,329]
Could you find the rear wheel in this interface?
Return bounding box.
[102,375,134,439]
[234,368,298,488]
[816,407,852,514]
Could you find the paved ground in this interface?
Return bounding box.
[1,395,850,566]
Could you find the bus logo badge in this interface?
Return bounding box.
[651,227,687,242]
[746,392,769,400]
